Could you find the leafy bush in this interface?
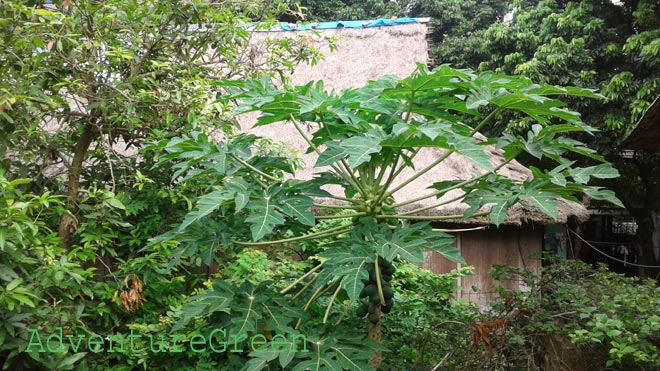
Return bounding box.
[480,259,660,371]
[122,256,478,371]
[0,173,95,370]
[380,264,478,370]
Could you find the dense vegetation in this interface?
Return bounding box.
[299,0,660,275]
[1,1,658,370]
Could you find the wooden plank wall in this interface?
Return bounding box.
[420,225,543,307]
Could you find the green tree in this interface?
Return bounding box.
[295,0,405,21]
[0,1,321,369]
[421,0,660,275]
[155,64,620,369]
[0,0,319,249]
[485,260,660,370]
[407,0,509,64]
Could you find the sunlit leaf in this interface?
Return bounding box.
[246,197,285,241]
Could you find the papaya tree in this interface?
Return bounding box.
[152,64,621,370]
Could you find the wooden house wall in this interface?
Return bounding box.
[421,225,543,307]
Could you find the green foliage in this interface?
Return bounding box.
[425,0,660,265]
[295,0,405,21]
[569,269,660,368]
[0,172,95,370]
[221,250,275,285]
[430,0,659,136]
[485,260,660,370]
[0,1,627,368]
[0,0,322,252]
[408,0,509,45]
[126,278,381,371]
[380,264,478,370]
[0,0,323,369]
[128,257,478,371]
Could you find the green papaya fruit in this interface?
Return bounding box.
[370,290,382,304]
[366,264,376,281]
[382,265,396,276]
[356,304,369,318]
[382,286,394,300]
[359,284,376,298]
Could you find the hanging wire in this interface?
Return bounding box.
[572,239,634,246]
[568,229,660,269]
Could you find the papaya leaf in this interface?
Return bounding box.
[178,189,235,231]
[244,355,272,371]
[332,343,375,371]
[463,181,520,226]
[226,177,251,212]
[488,196,517,226]
[277,195,315,226]
[583,187,624,207]
[568,164,618,184]
[230,282,264,337]
[253,92,300,127]
[246,197,285,241]
[521,190,560,220]
[316,142,347,167]
[172,289,233,332]
[321,245,372,302]
[291,334,375,371]
[338,133,383,169]
[373,226,426,263]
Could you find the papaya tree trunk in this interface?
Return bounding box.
[368,303,382,369]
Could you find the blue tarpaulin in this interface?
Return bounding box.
[280,18,419,31]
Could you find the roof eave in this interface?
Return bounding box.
[621,94,660,150]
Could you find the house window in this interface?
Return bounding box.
[611,218,637,236]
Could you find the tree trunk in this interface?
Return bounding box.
[58,123,96,249]
[368,303,382,369]
[630,209,660,278]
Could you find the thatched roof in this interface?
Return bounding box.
[247,21,430,87]
[238,21,588,226]
[621,95,660,150]
[387,144,589,226]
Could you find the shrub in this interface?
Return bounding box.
[380,264,478,370]
[0,174,94,370]
[480,259,660,371]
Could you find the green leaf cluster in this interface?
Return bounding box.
[488,260,660,370]
[164,280,379,371]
